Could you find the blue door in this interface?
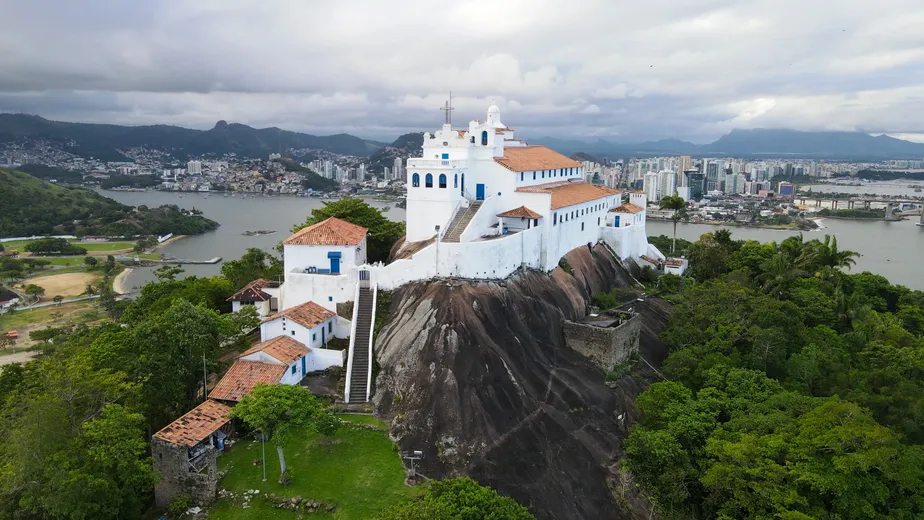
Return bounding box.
[328,251,342,274]
[301,356,306,375]
[460,173,465,195]
[476,183,485,200]
[321,326,326,346]
[614,215,620,227]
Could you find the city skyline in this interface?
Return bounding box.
[2,0,924,143]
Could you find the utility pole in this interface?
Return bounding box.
[202,352,208,401]
[434,225,440,276]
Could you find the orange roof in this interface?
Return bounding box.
[516,181,621,210]
[209,360,287,402]
[283,217,368,246]
[239,336,309,365]
[610,203,645,214]
[494,146,581,172]
[227,278,276,302]
[497,206,543,219]
[153,399,232,447]
[262,301,335,329]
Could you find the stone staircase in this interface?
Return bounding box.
[347,286,374,403]
[442,201,483,243]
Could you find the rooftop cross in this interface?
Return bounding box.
[440,92,454,124]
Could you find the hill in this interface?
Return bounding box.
[271,157,338,191]
[366,132,424,175]
[0,169,218,237]
[0,114,382,161]
[533,129,924,159]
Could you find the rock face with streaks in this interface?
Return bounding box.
[372,244,671,520]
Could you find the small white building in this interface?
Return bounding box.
[259,300,339,349]
[283,217,368,276]
[226,278,280,317]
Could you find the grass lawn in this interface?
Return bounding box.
[74,241,134,251]
[209,416,416,520]
[334,414,389,429]
[0,300,100,329]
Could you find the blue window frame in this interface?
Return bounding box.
[542,171,545,178]
[533,172,536,180]
[425,173,433,187]
[441,153,449,160]
[553,213,557,225]
[312,332,316,341]
[520,172,523,182]
[412,173,420,187]
[481,131,488,145]
[328,322,332,333]
[291,365,296,374]
[454,173,458,188]
[438,174,447,188]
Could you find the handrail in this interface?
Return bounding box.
[441,199,464,240]
[365,283,378,402]
[343,280,361,403]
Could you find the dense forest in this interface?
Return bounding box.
[628,231,924,519]
[0,169,218,237]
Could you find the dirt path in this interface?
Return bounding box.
[0,350,38,366]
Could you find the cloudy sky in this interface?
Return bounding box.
[2,0,924,143]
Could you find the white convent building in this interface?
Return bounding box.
[280,103,662,312]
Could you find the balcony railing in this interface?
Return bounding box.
[406,159,467,169]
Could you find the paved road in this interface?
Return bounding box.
[3,295,100,313]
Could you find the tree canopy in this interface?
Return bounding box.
[627,230,924,519]
[376,478,534,520]
[292,196,405,263]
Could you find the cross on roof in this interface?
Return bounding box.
[440,92,454,124]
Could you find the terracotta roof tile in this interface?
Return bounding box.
[494,146,581,172]
[226,278,276,302]
[516,181,621,210]
[208,360,287,402]
[261,301,335,329]
[238,336,309,365]
[153,399,232,447]
[497,206,543,219]
[610,203,645,214]
[283,217,368,246]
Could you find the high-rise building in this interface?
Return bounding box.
[678,155,693,174]
[643,172,660,202]
[393,157,403,180]
[705,161,720,191]
[187,161,202,175]
[658,170,677,199]
[685,172,705,200]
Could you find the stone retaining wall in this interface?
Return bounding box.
[562,314,640,372]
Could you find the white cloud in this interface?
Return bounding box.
[0,0,923,142]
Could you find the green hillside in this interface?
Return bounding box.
[0,169,218,237]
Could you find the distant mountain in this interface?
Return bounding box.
[0,114,382,161]
[366,132,424,174]
[533,129,924,159]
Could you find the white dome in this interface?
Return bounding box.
[486,104,503,126]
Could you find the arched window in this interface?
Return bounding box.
[481,131,488,146]
[454,173,458,188]
[460,173,465,195]
[412,173,420,187]
[438,174,447,188]
[425,173,433,188]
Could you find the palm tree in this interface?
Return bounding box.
[801,235,859,272]
[758,252,805,299]
[660,193,687,255]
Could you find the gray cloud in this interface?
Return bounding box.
[2,0,924,142]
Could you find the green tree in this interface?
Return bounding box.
[376,477,534,520]
[153,265,185,281]
[659,193,687,255]
[84,255,98,268]
[52,294,64,304]
[23,283,45,301]
[230,384,337,484]
[220,247,282,289]
[292,196,405,263]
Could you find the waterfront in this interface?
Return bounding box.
[647,218,924,290]
[101,189,922,291]
[98,191,405,290]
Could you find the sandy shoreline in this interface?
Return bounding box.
[112,268,133,295]
[155,235,187,249]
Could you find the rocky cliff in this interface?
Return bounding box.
[372,244,671,519]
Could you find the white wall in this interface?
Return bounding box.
[284,241,366,275]
[544,195,621,270]
[281,272,356,312]
[260,315,335,348]
[459,194,502,242]
[231,300,271,317]
[309,348,346,372]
